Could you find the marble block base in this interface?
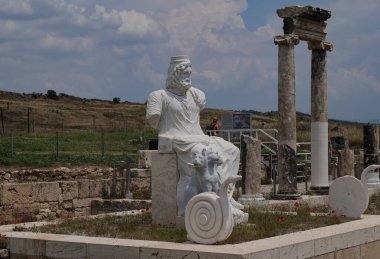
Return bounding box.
[151,151,179,227]
[366,172,380,188]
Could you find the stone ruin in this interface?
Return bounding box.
[274,6,332,197]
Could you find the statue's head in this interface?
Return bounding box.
[166,55,192,96]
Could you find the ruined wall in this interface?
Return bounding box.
[0,166,114,184]
[0,152,153,224]
[0,179,124,224]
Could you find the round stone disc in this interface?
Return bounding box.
[329,176,367,219]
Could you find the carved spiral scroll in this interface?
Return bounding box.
[185,192,227,244]
[185,175,242,244]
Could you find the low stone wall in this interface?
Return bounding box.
[0,166,114,184]
[2,215,380,258]
[0,179,125,224]
[0,153,154,223]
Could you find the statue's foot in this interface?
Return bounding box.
[230,197,244,210]
[231,205,249,225]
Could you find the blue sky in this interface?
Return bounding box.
[0,0,379,122]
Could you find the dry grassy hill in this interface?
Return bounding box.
[0,90,364,148]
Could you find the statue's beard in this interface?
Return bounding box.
[166,77,191,96]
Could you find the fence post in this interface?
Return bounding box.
[101,130,105,158]
[27,107,31,134]
[125,158,133,198]
[56,131,59,160]
[110,165,117,199]
[10,129,14,157]
[61,118,64,134]
[271,154,277,197]
[140,132,145,149]
[1,108,4,135]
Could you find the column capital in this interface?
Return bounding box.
[274,34,300,46]
[308,41,333,51]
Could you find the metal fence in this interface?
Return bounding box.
[0,129,157,166]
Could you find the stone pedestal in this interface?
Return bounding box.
[309,42,332,194]
[240,135,262,195]
[274,34,300,198]
[239,135,264,204]
[337,148,355,177]
[151,151,181,227]
[276,144,299,198]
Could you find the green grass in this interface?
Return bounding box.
[15,205,350,244]
[365,193,380,214]
[0,130,158,167]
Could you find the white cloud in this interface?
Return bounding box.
[160,0,246,53]
[94,5,120,28]
[0,20,17,34]
[134,55,165,86]
[118,10,162,38]
[0,0,33,16]
[40,34,93,52]
[330,68,380,98]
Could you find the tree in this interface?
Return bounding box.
[113,97,120,104]
[46,90,58,100]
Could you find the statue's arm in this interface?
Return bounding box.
[146,91,163,129]
[191,88,206,110]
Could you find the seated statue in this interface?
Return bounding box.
[146,55,245,223]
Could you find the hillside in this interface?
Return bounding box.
[0,90,365,147]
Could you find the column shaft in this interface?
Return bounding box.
[309,42,332,192]
[274,35,299,196]
[310,44,330,192]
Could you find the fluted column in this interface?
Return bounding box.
[274,34,300,197]
[308,41,332,193]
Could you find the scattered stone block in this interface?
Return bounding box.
[0,249,8,258]
[137,150,154,169]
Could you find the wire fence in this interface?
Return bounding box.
[0,129,158,167]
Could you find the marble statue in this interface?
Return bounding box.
[146,55,246,224]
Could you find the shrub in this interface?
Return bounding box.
[46,90,58,100]
[113,97,120,104]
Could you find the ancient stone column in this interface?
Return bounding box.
[337,147,355,177]
[363,124,380,187]
[363,124,379,166]
[309,41,332,194]
[239,135,264,204]
[274,34,300,197]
